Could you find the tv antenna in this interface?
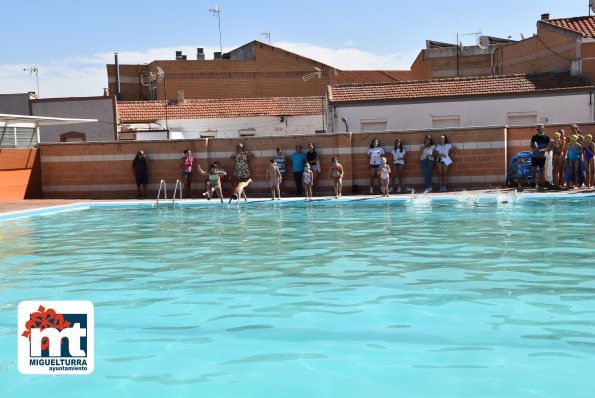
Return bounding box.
[23,65,40,97]
[303,67,322,82]
[156,66,168,130]
[209,5,223,54]
[261,31,271,44]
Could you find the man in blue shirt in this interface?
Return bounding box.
[290,145,307,195]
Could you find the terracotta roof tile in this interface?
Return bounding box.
[328,73,594,104]
[117,96,323,123]
[541,16,595,38]
[334,70,413,84]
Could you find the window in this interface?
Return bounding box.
[60,131,86,142]
[239,128,256,137]
[199,130,217,138]
[360,119,387,132]
[431,115,460,128]
[507,112,537,126]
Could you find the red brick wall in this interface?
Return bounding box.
[495,29,576,75]
[108,44,333,101]
[36,124,595,199]
[0,149,42,200]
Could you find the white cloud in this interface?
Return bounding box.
[0,42,419,98]
[274,41,418,70]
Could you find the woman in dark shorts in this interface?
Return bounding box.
[132,150,149,198]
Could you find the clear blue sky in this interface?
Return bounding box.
[0,0,590,98]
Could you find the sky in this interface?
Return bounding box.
[0,0,591,98]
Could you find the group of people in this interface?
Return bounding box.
[368,135,456,193]
[131,136,460,202]
[530,124,595,189]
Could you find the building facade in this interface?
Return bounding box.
[107,41,337,101]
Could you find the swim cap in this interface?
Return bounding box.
[586,134,593,141]
[553,132,561,138]
[570,135,578,142]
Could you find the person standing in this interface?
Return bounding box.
[290,145,307,195]
[419,136,435,192]
[377,157,391,197]
[530,125,550,188]
[274,147,287,194]
[329,156,344,198]
[303,163,314,200]
[230,143,254,185]
[390,139,406,193]
[266,159,282,200]
[367,139,385,194]
[180,149,194,198]
[434,135,456,192]
[305,143,321,194]
[132,150,149,198]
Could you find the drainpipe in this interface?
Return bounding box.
[503,126,508,185]
[114,52,121,101]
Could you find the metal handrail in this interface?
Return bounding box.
[156,179,167,204]
[172,179,183,204]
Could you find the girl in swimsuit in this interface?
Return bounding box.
[180,149,194,197]
[584,134,595,188]
[566,135,583,189]
[197,163,227,204]
[266,159,282,200]
[303,163,314,200]
[329,156,344,198]
[549,131,563,187]
[377,157,391,197]
[228,178,252,208]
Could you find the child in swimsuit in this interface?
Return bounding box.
[377,157,391,197]
[303,163,314,200]
[330,156,344,198]
[566,135,583,189]
[197,164,227,204]
[549,131,563,187]
[584,134,595,188]
[266,159,282,200]
[228,178,252,208]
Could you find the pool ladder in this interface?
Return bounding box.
[156,179,183,205]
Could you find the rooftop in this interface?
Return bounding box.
[334,70,413,84]
[328,73,595,104]
[540,15,595,38]
[117,96,323,123]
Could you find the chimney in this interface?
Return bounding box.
[197,48,205,60]
[177,90,185,104]
[541,13,550,20]
[214,51,222,59]
[175,50,184,60]
[103,88,110,97]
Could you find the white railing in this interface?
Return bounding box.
[172,179,183,204]
[156,180,167,204]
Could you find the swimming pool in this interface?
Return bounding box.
[1,194,595,397]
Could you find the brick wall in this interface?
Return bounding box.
[108,44,333,101]
[0,149,42,200]
[35,124,594,199]
[495,29,576,75]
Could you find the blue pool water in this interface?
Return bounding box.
[1,195,595,397]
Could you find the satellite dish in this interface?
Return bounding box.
[477,35,490,49]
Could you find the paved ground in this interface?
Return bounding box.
[1,186,593,216]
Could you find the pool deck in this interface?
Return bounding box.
[1,186,593,216]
